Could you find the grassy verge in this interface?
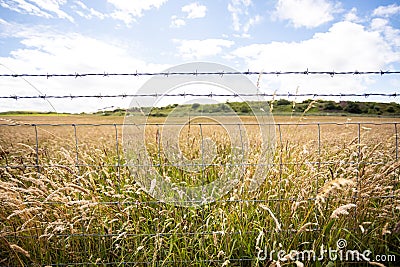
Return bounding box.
[0,115,399,266]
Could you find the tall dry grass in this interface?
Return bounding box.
[0,115,399,266]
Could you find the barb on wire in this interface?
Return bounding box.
[0,70,400,78]
[0,92,398,100]
[0,63,57,112]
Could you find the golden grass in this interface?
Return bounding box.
[0,114,399,266]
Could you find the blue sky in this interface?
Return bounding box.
[0,0,399,112]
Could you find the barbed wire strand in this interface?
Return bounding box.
[0,92,399,100]
[1,69,400,78]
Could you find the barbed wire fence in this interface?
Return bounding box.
[1,69,399,98]
[0,92,399,100]
[0,70,399,266]
[1,69,400,77]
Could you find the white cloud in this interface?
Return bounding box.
[0,0,51,18]
[182,2,207,19]
[107,0,168,26]
[174,39,234,60]
[73,1,106,20]
[273,0,340,28]
[233,21,399,70]
[228,0,252,31]
[0,22,169,112]
[231,21,400,96]
[242,14,262,34]
[370,18,388,30]
[373,4,400,17]
[170,2,207,28]
[0,0,73,22]
[30,0,73,22]
[170,15,186,28]
[227,0,262,37]
[370,18,400,48]
[344,7,362,23]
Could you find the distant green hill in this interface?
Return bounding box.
[268,99,400,116]
[121,99,400,117]
[2,99,400,117]
[0,110,62,116]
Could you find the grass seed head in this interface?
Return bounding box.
[330,204,356,219]
[10,244,30,258]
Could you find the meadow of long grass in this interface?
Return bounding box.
[0,115,399,266]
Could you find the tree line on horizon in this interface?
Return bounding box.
[1,99,399,117]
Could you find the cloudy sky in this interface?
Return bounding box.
[0,0,399,112]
